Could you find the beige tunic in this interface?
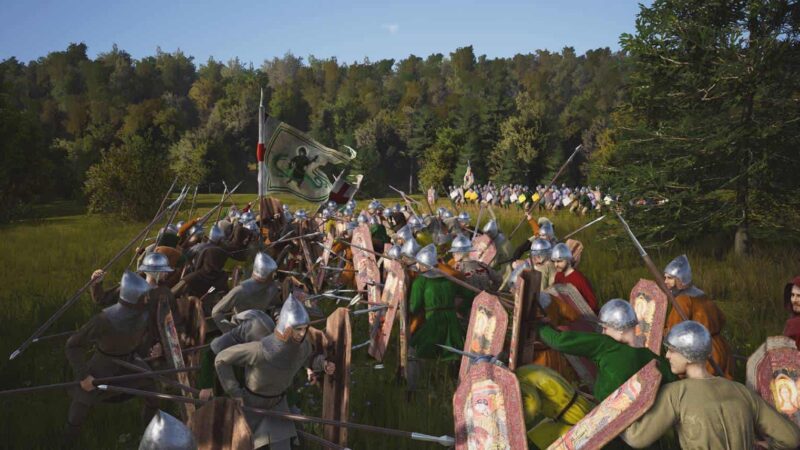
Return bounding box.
[623,377,800,449]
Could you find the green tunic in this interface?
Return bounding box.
[538,325,677,401]
[409,276,475,360]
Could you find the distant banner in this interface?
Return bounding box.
[264,117,356,202]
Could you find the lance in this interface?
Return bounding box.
[472,204,485,241]
[187,185,199,219]
[9,191,189,361]
[561,214,606,241]
[132,176,179,265]
[97,385,455,446]
[297,430,352,450]
[222,180,239,210]
[613,210,725,377]
[111,358,200,396]
[309,305,389,325]
[0,367,199,396]
[155,185,190,248]
[315,242,349,264]
[547,144,583,187]
[200,180,244,227]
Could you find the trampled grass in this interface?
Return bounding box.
[0,195,796,449]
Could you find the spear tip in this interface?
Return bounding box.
[97,384,109,390]
[8,349,20,361]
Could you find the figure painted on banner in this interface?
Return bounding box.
[783,276,800,349]
[465,380,511,450]
[288,146,318,187]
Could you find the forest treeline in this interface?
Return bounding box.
[1,0,798,247]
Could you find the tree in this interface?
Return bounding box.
[596,0,800,252]
[419,127,462,190]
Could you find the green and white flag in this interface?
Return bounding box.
[263,116,356,202]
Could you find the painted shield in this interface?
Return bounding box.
[323,307,352,446]
[351,224,382,325]
[460,293,509,380]
[156,291,195,420]
[747,336,800,426]
[453,362,527,450]
[470,234,498,265]
[189,397,253,450]
[629,279,668,354]
[368,259,407,362]
[544,283,598,387]
[509,269,542,370]
[548,360,662,450]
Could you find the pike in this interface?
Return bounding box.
[0,367,199,396]
[315,242,349,264]
[417,262,515,310]
[352,340,371,351]
[388,185,422,217]
[155,185,190,248]
[9,191,189,361]
[132,176,179,264]
[321,266,357,273]
[508,144,584,240]
[614,210,726,377]
[215,183,229,223]
[201,180,244,227]
[111,358,200,396]
[144,343,210,362]
[97,385,456,446]
[437,344,502,365]
[472,204,485,241]
[561,214,606,241]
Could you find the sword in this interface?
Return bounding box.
[614,209,726,377]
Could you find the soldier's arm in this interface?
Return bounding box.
[65,316,104,380]
[621,383,679,448]
[211,289,238,332]
[512,240,532,261]
[537,324,609,358]
[749,386,800,449]
[214,342,260,399]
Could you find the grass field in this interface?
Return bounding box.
[0,194,796,449]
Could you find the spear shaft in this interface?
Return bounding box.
[0,367,199,396]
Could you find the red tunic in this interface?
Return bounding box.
[554,269,598,313]
[784,315,800,350]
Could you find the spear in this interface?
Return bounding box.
[0,367,199,396]
[155,185,190,248]
[561,214,606,241]
[187,185,199,219]
[389,185,421,218]
[131,176,178,264]
[416,261,515,310]
[199,181,244,227]
[437,344,501,365]
[297,430,352,450]
[308,305,388,325]
[613,210,725,377]
[472,204,484,241]
[9,191,189,361]
[215,184,229,223]
[111,358,200,395]
[265,231,323,248]
[97,385,455,446]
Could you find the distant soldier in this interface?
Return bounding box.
[215,295,334,450]
[663,255,734,378]
[64,271,158,441]
[783,276,800,348]
[171,224,229,302]
[212,252,280,332]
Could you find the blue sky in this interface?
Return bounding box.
[1,0,650,65]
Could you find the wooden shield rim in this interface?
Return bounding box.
[508,273,526,371]
[459,292,509,380]
[188,397,254,450]
[323,307,352,445]
[368,259,406,361]
[157,296,195,419]
[453,362,527,450]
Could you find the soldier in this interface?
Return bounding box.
[211,252,280,332]
[139,410,197,449]
[448,234,501,292]
[530,238,556,291]
[409,245,476,361]
[171,225,229,302]
[623,321,800,449]
[214,295,334,450]
[663,255,733,378]
[783,276,800,348]
[551,243,598,313]
[198,310,276,401]
[369,215,390,251]
[64,271,158,441]
[482,219,513,266]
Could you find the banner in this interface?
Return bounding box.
[329,173,363,204]
[263,116,356,202]
[462,160,474,189]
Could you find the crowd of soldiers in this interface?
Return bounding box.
[11,190,800,449]
[447,184,617,214]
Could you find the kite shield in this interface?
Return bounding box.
[369,259,407,362]
[470,234,497,265]
[189,397,254,450]
[747,336,800,426]
[629,279,668,353]
[460,292,508,380]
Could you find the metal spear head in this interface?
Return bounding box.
[410,432,456,447]
[166,185,189,210]
[352,305,387,316]
[613,209,648,257]
[351,340,371,351]
[348,294,363,307]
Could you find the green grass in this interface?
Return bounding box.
[0,195,796,449]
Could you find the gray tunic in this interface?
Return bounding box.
[211,278,281,332]
[215,336,325,448]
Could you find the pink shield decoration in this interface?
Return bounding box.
[351,224,382,325]
[548,360,663,450]
[459,293,509,380]
[544,283,598,388]
[453,362,527,450]
[747,336,800,426]
[470,234,497,265]
[368,259,407,362]
[629,279,668,354]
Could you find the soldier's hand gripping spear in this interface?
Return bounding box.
[613,209,726,377]
[9,189,189,361]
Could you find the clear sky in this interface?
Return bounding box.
[0,0,650,65]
